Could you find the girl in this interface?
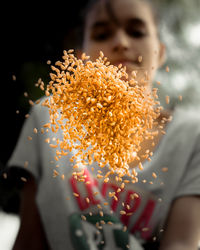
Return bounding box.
[7,0,200,249]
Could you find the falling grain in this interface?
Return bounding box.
[41,50,162,182]
[165,66,170,72]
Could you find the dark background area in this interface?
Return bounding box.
[1,2,88,166]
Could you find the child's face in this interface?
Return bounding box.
[83,0,165,86]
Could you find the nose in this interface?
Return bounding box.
[112,29,130,53]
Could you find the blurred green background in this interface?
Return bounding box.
[154,0,200,109]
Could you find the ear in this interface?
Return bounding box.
[158,42,166,67]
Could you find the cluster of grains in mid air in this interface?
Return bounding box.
[42,50,162,180]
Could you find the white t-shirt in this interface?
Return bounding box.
[7,99,200,250]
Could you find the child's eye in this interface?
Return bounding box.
[127,28,147,38]
[91,30,112,41]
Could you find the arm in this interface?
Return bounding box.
[159,196,200,250]
[13,175,50,250]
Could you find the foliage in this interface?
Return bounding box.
[152,0,200,109]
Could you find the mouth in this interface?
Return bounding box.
[112,59,141,69]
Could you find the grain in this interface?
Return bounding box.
[162,167,168,172]
[33,128,38,134]
[120,210,126,215]
[86,197,90,203]
[165,95,170,104]
[133,193,139,198]
[99,211,104,217]
[24,92,28,97]
[81,215,86,221]
[35,99,40,104]
[152,172,157,179]
[53,170,59,177]
[165,66,170,72]
[3,173,7,179]
[138,55,143,63]
[114,195,118,201]
[24,161,29,167]
[138,162,143,171]
[97,204,102,209]
[42,50,162,181]
[29,100,34,106]
[45,138,50,143]
[12,75,16,81]
[21,177,27,182]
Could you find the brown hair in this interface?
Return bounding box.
[75,0,160,48]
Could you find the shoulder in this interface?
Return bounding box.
[27,96,51,124]
[31,95,50,115]
[170,105,200,137]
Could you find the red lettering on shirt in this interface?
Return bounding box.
[130,199,156,239]
[69,171,157,240]
[70,169,100,210]
[120,190,141,227]
[84,169,100,206]
[101,182,121,211]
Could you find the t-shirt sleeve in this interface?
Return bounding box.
[175,133,200,198]
[7,105,42,181]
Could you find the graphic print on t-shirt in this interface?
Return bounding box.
[69,213,129,250]
[69,168,158,244]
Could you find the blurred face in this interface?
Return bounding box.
[83,0,165,87]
